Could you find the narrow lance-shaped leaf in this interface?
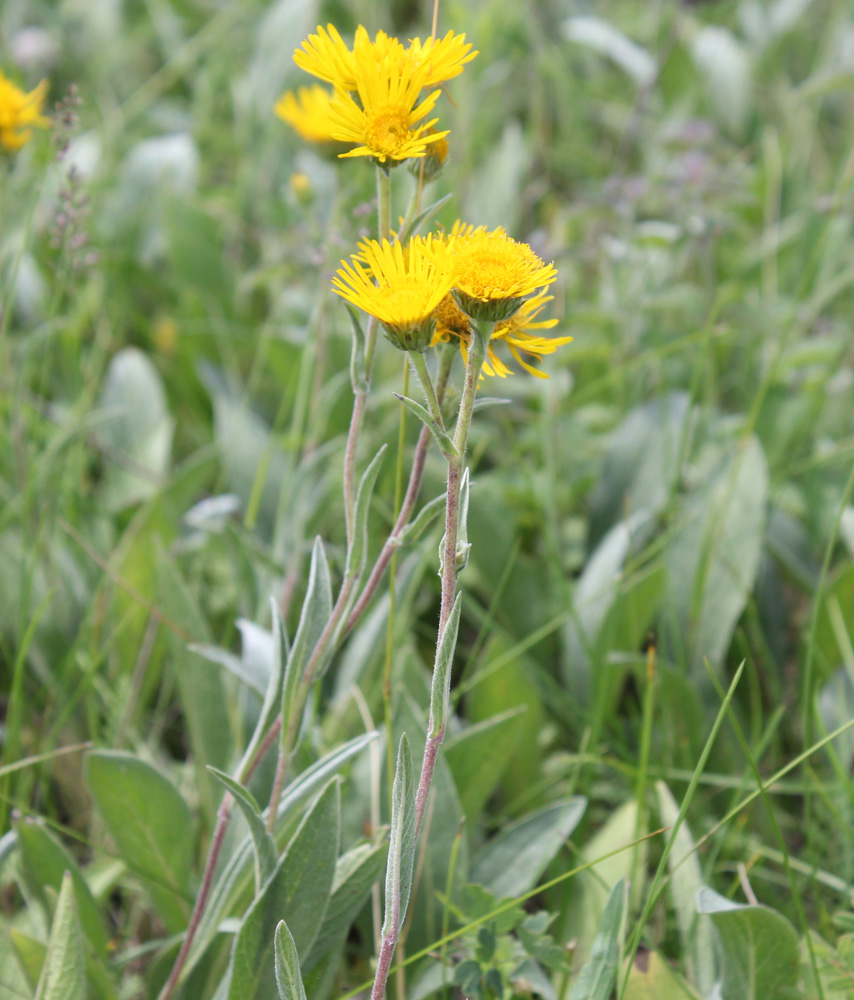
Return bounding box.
[274,921,307,1000]
[440,468,472,576]
[398,491,447,546]
[281,536,333,751]
[347,305,367,392]
[383,734,416,937]
[398,192,453,243]
[394,393,458,459]
[208,767,277,891]
[345,444,387,582]
[35,872,85,1000]
[238,598,287,776]
[430,592,463,739]
[568,878,626,1000]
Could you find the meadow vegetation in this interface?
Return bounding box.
[2,0,854,998]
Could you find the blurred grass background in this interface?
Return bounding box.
[3,0,854,995]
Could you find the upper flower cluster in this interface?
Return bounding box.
[277,25,476,164]
[334,225,568,376]
[0,70,48,152]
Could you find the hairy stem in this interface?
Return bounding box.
[345,344,455,634]
[415,325,487,834]
[156,715,282,1000]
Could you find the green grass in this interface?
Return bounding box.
[2,0,854,997]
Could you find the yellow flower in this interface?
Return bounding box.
[442,225,558,322]
[0,72,48,152]
[405,31,478,88]
[294,25,476,92]
[332,236,452,351]
[328,71,448,164]
[293,25,358,90]
[274,84,341,143]
[433,291,570,378]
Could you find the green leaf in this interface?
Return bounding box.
[35,872,86,1000]
[16,820,109,958]
[665,437,768,674]
[282,536,333,749]
[184,732,377,984]
[208,768,277,891]
[238,600,287,777]
[345,444,388,581]
[346,305,367,393]
[568,879,626,1000]
[226,779,340,1000]
[274,921,307,1000]
[471,799,586,899]
[157,551,232,820]
[656,783,715,996]
[384,734,416,937]
[696,887,801,1000]
[397,491,447,546]
[398,192,453,242]
[429,592,463,739]
[444,707,528,829]
[624,951,698,999]
[86,750,192,932]
[304,841,387,971]
[97,347,174,510]
[394,393,458,458]
[563,16,657,85]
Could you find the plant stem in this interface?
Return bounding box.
[156,714,282,1000]
[345,343,455,634]
[408,350,446,430]
[414,325,486,834]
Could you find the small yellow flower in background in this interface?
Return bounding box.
[329,72,448,164]
[0,71,48,152]
[332,236,452,352]
[153,316,179,357]
[274,85,341,144]
[441,225,558,322]
[433,290,571,378]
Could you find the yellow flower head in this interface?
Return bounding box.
[274,84,340,143]
[293,25,358,90]
[333,236,452,352]
[405,31,478,88]
[442,226,558,322]
[294,25,476,92]
[328,71,448,164]
[433,290,570,379]
[0,72,49,152]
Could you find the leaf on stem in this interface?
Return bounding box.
[567,879,626,1000]
[398,192,453,243]
[237,599,287,776]
[281,537,333,750]
[345,444,387,583]
[394,393,458,459]
[34,872,86,1000]
[274,921,307,1000]
[347,305,367,392]
[430,592,463,739]
[397,491,447,546]
[208,768,277,892]
[383,734,416,938]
